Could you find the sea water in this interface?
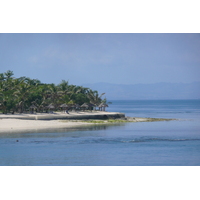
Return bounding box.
[0,100,200,166]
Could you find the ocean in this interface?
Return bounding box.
[0,100,200,166]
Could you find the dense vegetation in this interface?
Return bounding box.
[0,70,106,114]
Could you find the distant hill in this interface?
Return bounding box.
[82,82,200,100]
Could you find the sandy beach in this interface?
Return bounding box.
[0,111,125,133]
[0,111,174,133]
[0,118,92,133]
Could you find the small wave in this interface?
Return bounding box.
[79,137,200,144]
[30,140,59,144]
[121,140,135,143]
[129,138,200,143]
[30,137,200,145]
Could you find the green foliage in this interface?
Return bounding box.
[0,70,106,113]
[73,93,89,105]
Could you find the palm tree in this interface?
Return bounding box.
[14,81,32,113]
[0,93,8,113]
[0,73,5,81]
[0,72,17,113]
[45,84,63,108]
[4,70,14,80]
[58,80,69,94]
[87,90,105,110]
[0,70,108,114]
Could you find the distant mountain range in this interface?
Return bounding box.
[82,82,200,100]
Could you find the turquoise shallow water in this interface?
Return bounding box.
[0,100,200,166]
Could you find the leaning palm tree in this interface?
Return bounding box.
[87,89,105,109]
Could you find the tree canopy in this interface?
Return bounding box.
[0,70,106,114]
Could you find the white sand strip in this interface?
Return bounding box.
[0,111,125,133]
[0,118,92,133]
[0,112,173,133]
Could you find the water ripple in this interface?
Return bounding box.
[79,137,200,144]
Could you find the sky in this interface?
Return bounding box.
[0,33,200,85]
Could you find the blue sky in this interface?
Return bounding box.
[0,33,200,85]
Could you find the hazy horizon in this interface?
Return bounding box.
[83,82,200,100]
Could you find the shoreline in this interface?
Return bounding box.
[0,111,125,120]
[0,111,175,134]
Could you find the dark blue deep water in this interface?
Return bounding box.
[1,100,200,166]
